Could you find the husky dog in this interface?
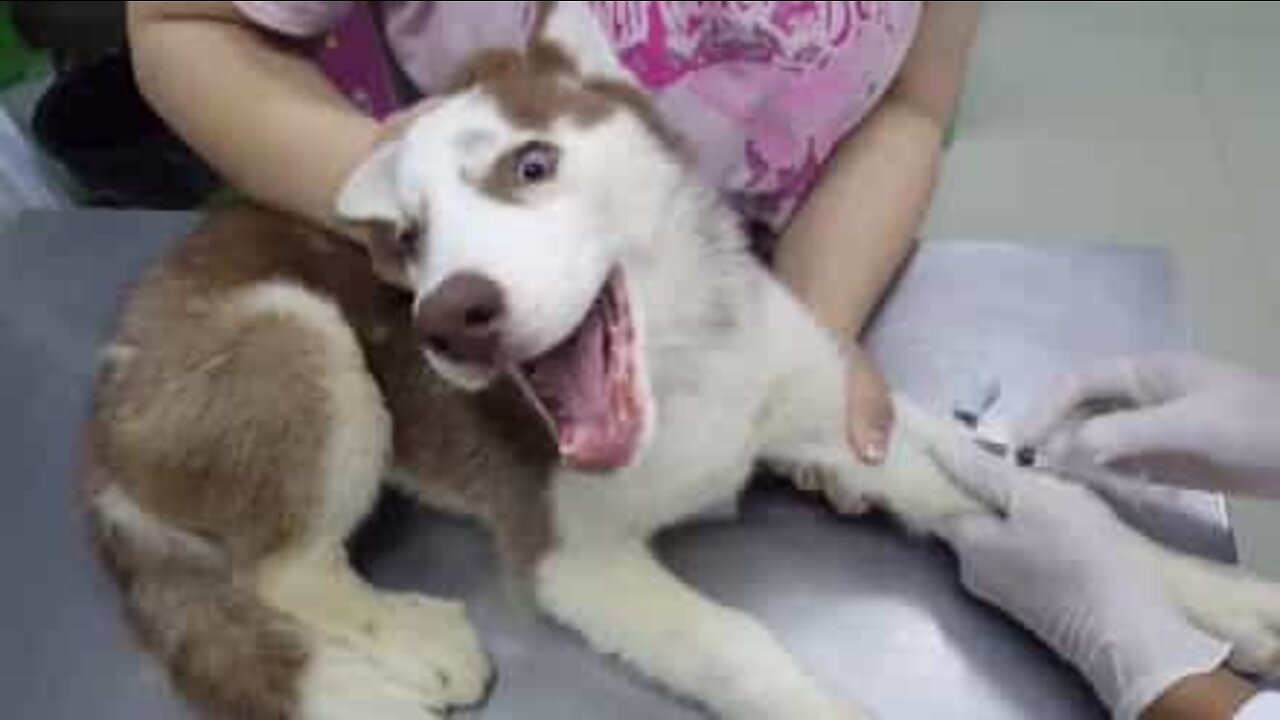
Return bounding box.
[85,4,1280,718]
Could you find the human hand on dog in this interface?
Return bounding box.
[1015,353,1280,497]
[929,437,1230,720]
[374,97,448,145]
[847,343,894,465]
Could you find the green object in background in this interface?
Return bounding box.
[0,1,45,91]
[201,186,245,211]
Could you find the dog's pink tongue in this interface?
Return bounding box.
[525,306,635,471]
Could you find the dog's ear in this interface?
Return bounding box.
[335,139,405,228]
[532,1,637,88]
[335,139,418,289]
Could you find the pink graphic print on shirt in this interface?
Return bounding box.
[587,1,918,229]
[589,1,862,86]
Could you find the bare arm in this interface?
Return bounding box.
[771,1,978,461]
[773,1,979,339]
[127,1,380,240]
[1141,670,1257,720]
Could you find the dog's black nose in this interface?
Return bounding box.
[415,272,506,365]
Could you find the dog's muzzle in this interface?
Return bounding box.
[415,272,507,367]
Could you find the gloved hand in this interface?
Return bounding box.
[1015,353,1280,496]
[930,436,1230,720]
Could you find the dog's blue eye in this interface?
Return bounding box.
[514,142,558,184]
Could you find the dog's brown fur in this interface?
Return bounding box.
[452,43,682,157]
[86,207,556,719]
[87,18,678,717]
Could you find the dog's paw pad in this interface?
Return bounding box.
[772,463,872,515]
[821,474,873,516]
[791,466,824,493]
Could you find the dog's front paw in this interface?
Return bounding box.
[354,594,493,709]
[1174,564,1280,676]
[775,461,873,516]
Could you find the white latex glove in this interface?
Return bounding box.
[1015,353,1280,496]
[931,437,1230,720]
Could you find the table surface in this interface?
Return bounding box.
[0,210,1235,719]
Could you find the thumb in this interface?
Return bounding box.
[1063,401,1199,466]
[937,512,1006,551]
[1015,358,1146,448]
[847,350,894,465]
[376,96,447,142]
[938,513,1012,597]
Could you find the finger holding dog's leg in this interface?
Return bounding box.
[756,308,885,517]
[846,345,895,465]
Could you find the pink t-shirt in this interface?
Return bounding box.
[234,1,921,230]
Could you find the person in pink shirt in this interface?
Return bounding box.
[125,0,978,469]
[124,6,1280,717]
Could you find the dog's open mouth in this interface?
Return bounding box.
[513,271,644,472]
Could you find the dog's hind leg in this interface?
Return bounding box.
[535,540,869,720]
[229,284,492,714]
[94,282,488,718]
[252,544,492,714]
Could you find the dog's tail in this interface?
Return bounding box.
[86,480,310,720]
[85,473,443,720]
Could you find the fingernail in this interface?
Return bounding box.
[863,437,887,464]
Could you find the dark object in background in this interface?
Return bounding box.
[32,51,222,208]
[11,1,124,68]
[13,1,222,208]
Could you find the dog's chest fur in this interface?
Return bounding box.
[113,201,781,573]
[545,209,785,540]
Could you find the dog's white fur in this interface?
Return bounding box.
[319,3,1280,717]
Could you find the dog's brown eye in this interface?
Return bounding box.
[513,141,558,185]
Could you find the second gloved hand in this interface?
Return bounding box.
[931,436,1229,720]
[1016,353,1280,496]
